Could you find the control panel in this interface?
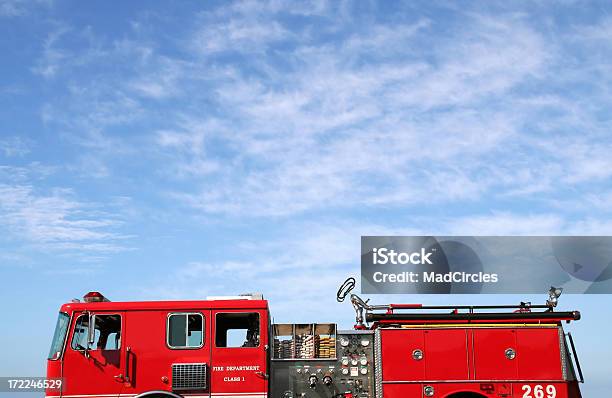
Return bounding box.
[336,330,374,390]
[270,330,375,398]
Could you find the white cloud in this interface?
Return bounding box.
[441,212,612,236]
[0,162,132,259]
[0,162,56,181]
[29,2,612,222]
[574,16,612,42]
[0,136,31,157]
[0,0,51,17]
[31,25,71,78]
[0,0,28,17]
[190,0,333,55]
[0,184,127,248]
[150,10,565,216]
[128,57,188,99]
[443,213,566,235]
[193,19,291,54]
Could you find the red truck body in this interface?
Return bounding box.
[46,292,583,398]
[379,325,580,398]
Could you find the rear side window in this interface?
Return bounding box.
[167,313,204,349]
[216,312,260,347]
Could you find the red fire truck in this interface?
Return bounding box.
[46,281,584,398]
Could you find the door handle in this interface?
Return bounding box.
[124,347,132,385]
[255,371,268,379]
[113,374,124,383]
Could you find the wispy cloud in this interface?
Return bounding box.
[0,162,132,261]
[0,0,22,17]
[31,24,71,78]
[0,184,130,252]
[0,0,41,17]
[0,136,31,157]
[24,1,612,223]
[149,9,555,216]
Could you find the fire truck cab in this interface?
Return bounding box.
[47,292,270,398]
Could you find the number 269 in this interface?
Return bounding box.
[522,385,556,398]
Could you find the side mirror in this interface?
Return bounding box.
[87,313,96,346]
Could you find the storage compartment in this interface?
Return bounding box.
[516,328,563,380]
[272,323,336,359]
[381,328,469,381]
[473,328,518,380]
[381,329,425,381]
[424,328,469,380]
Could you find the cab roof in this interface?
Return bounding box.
[60,299,269,313]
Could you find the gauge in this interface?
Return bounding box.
[360,368,368,375]
[360,358,368,365]
[341,368,349,375]
[351,359,358,366]
[360,339,370,347]
[339,337,350,347]
[341,358,349,366]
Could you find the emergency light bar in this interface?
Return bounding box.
[83,291,109,303]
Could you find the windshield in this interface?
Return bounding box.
[48,313,70,360]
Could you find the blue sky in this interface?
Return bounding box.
[1,0,611,395]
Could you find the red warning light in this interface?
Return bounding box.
[83,291,108,303]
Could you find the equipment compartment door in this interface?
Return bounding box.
[516,328,563,380]
[472,328,518,380]
[423,328,469,380]
[211,309,269,398]
[61,311,126,398]
[380,329,425,381]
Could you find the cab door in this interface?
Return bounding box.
[61,311,126,397]
[120,309,212,396]
[211,309,269,398]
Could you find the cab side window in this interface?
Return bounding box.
[216,313,260,347]
[167,313,204,349]
[71,314,121,351]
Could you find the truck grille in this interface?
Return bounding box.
[172,363,207,390]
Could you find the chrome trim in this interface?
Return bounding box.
[374,328,383,398]
[172,362,207,390]
[559,326,568,380]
